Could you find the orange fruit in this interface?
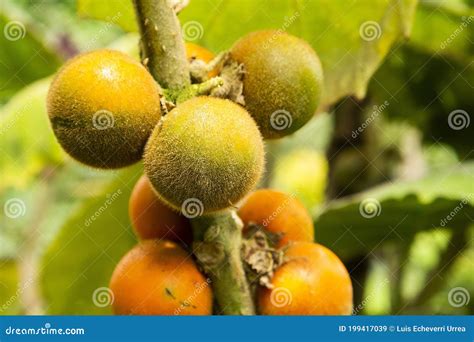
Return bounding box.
[129,175,192,245]
[258,242,353,315]
[238,189,314,247]
[186,43,217,78]
[110,240,212,315]
[47,49,161,168]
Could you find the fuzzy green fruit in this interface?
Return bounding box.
[144,97,264,213]
[47,49,161,169]
[231,30,323,139]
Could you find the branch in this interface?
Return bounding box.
[191,211,256,315]
[132,0,255,315]
[132,0,190,90]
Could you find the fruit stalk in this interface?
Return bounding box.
[191,211,256,315]
[132,0,256,315]
[132,0,191,89]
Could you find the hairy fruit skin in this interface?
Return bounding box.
[110,240,212,315]
[238,189,314,248]
[144,97,264,213]
[231,31,323,139]
[129,175,192,245]
[258,242,353,315]
[47,49,161,168]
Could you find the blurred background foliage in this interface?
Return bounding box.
[0,0,472,315]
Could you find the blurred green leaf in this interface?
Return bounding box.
[315,162,474,260]
[0,10,61,102]
[0,77,64,192]
[77,0,418,107]
[410,0,473,63]
[0,259,20,315]
[40,166,140,314]
[77,0,137,33]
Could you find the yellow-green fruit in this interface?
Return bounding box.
[144,97,264,213]
[47,49,161,168]
[271,149,328,210]
[231,31,323,139]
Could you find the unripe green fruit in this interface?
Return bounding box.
[144,97,264,213]
[47,49,161,169]
[231,30,323,139]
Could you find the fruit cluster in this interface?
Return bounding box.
[46,29,351,315]
[110,178,353,315]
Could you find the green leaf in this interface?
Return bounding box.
[410,0,473,63]
[0,9,61,102]
[0,77,65,192]
[76,0,418,107]
[40,166,141,314]
[0,259,20,315]
[77,0,137,33]
[315,163,474,260]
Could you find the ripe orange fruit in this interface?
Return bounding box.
[185,43,217,78]
[129,175,192,245]
[238,189,314,247]
[186,43,214,63]
[258,242,353,315]
[47,49,161,168]
[110,240,212,315]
